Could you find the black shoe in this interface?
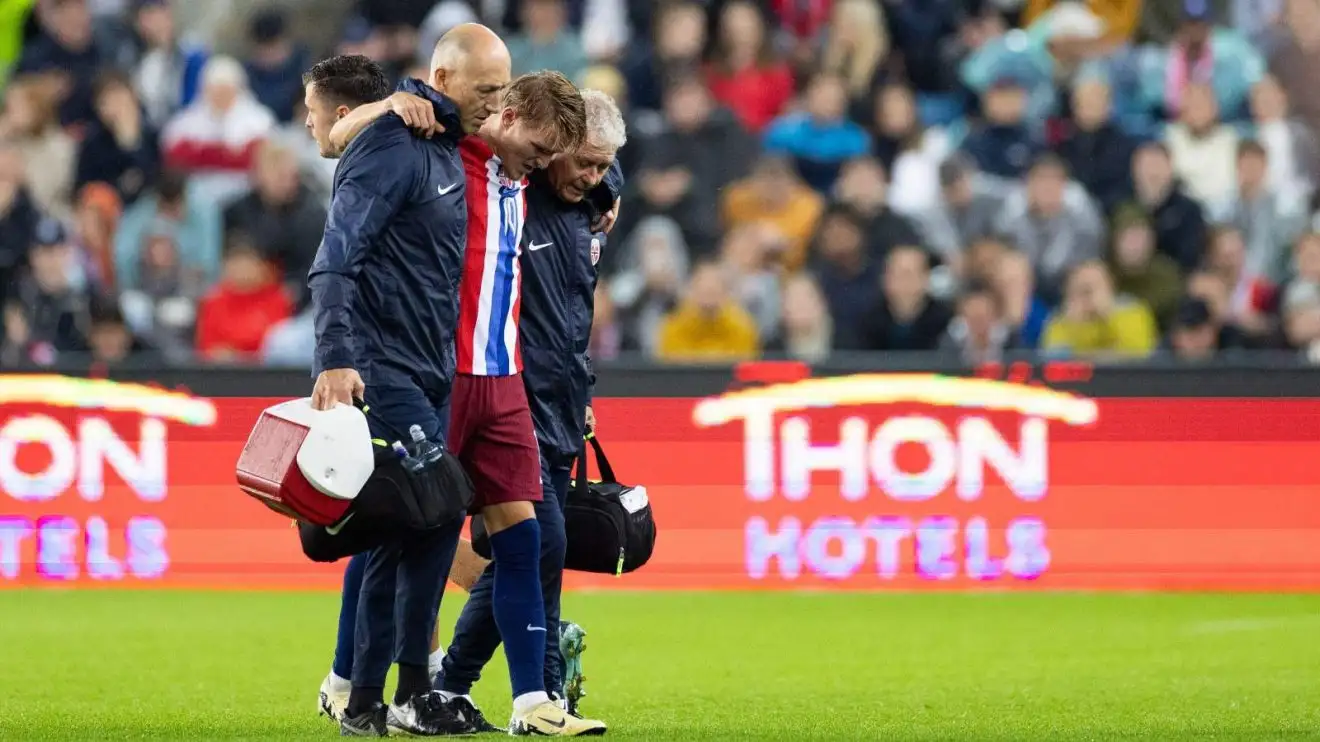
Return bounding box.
[340,703,387,737]
[449,695,502,734]
[387,691,472,735]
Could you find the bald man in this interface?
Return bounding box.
[321,25,605,737]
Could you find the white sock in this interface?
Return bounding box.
[428,648,445,678]
[513,691,550,715]
[327,671,350,692]
[437,690,470,702]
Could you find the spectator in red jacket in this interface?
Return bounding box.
[161,55,275,205]
[706,0,795,132]
[195,239,291,362]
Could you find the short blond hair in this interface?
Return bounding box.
[503,71,586,153]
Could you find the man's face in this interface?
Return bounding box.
[548,142,615,203]
[304,84,350,158]
[883,249,927,304]
[257,150,300,202]
[1115,225,1154,269]
[1296,238,1320,281]
[204,80,239,114]
[90,322,132,362]
[960,293,997,338]
[984,85,1026,125]
[689,264,727,315]
[1072,81,1111,130]
[1133,148,1172,198]
[664,81,711,132]
[1172,323,1217,358]
[498,109,560,179]
[136,3,174,48]
[50,0,92,49]
[30,243,71,293]
[1027,166,1066,214]
[436,53,511,133]
[1238,152,1267,191]
[805,77,847,123]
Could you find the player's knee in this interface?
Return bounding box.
[482,499,536,534]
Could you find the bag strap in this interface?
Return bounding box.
[573,432,618,497]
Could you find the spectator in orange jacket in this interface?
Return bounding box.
[195,239,291,362]
[656,260,760,362]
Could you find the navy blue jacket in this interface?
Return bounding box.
[520,162,624,465]
[308,80,466,394]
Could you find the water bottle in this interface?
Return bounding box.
[408,424,445,469]
[394,434,425,474]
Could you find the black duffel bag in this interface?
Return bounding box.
[471,434,656,575]
[300,422,475,563]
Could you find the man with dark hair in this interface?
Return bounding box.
[325,25,605,737]
[303,52,470,736]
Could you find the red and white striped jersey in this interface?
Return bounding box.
[456,135,529,376]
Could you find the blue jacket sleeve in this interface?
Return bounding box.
[584,353,596,404]
[587,160,625,215]
[308,128,416,372]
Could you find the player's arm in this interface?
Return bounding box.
[328,92,441,153]
[308,132,417,378]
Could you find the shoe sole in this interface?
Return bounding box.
[509,722,607,737]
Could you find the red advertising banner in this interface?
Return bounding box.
[2,374,1319,591]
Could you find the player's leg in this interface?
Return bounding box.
[536,461,569,701]
[478,376,603,737]
[340,540,400,735]
[385,515,469,736]
[434,549,503,733]
[318,554,365,720]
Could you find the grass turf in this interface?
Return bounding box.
[1,590,1319,740]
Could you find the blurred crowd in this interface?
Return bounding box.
[4,0,1320,369]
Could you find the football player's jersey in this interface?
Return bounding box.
[456,135,529,376]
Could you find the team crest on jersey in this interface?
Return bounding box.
[590,238,601,266]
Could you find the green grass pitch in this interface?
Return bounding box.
[2,590,1319,740]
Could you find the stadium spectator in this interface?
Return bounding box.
[1248,74,1317,206]
[620,0,706,113]
[1268,0,1320,146]
[1130,141,1208,271]
[222,140,327,310]
[818,0,890,110]
[1108,205,1184,330]
[1204,225,1278,340]
[871,84,951,216]
[77,71,159,207]
[507,0,588,83]
[0,142,39,310]
[128,0,207,128]
[259,308,314,367]
[992,248,1050,348]
[1020,0,1142,45]
[960,71,1044,180]
[763,72,870,193]
[610,215,690,354]
[117,220,205,354]
[917,155,1005,270]
[940,280,1018,365]
[87,299,157,365]
[1166,82,1240,206]
[994,154,1105,301]
[589,279,622,361]
[705,0,794,133]
[7,218,93,363]
[719,222,784,341]
[160,55,275,205]
[884,0,966,98]
[1165,296,1224,359]
[859,244,953,351]
[1042,260,1158,358]
[623,74,751,255]
[1056,78,1137,215]
[830,155,923,259]
[194,239,291,362]
[722,154,824,272]
[764,271,833,363]
[1,75,75,220]
[114,168,220,291]
[1136,0,1264,121]
[961,235,1009,287]
[1209,139,1307,284]
[1184,267,1253,348]
[72,182,121,289]
[655,259,760,361]
[242,9,310,124]
[15,0,104,128]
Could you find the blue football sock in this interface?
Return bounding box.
[332,553,367,679]
[489,518,547,699]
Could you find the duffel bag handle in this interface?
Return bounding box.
[574,432,618,497]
